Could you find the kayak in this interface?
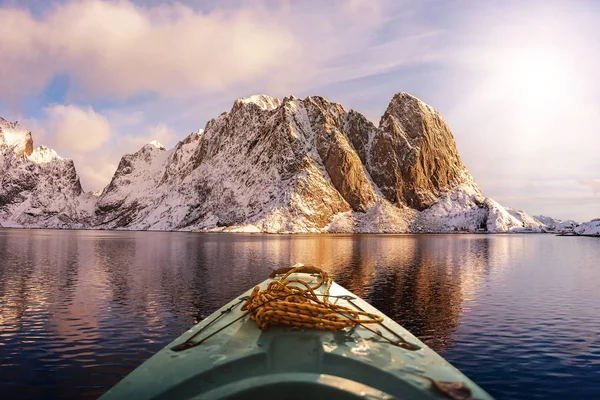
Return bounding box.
[100,265,493,400]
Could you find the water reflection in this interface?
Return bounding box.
[1,230,599,399]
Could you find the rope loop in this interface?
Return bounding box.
[241,265,383,331]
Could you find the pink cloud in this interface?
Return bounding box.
[0,0,441,103]
[46,104,112,153]
[0,1,298,99]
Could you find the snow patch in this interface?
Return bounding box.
[505,208,544,229]
[358,201,414,233]
[148,140,164,149]
[2,129,27,147]
[239,95,281,111]
[27,146,61,163]
[485,198,523,232]
[326,211,354,233]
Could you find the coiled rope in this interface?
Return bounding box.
[241,265,383,331]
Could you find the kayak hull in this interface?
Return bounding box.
[100,271,493,399]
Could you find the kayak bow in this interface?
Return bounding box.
[101,265,493,400]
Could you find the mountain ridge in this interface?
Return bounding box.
[0,92,564,233]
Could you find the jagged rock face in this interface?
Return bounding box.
[160,130,203,186]
[95,142,169,227]
[171,96,354,230]
[345,110,378,167]
[305,96,377,212]
[94,94,381,231]
[369,93,468,210]
[0,151,37,206]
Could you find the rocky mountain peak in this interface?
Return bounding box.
[0,117,24,131]
[237,94,281,111]
[147,140,165,150]
[0,118,33,156]
[0,124,89,228]
[367,92,475,210]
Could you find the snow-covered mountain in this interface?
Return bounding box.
[532,215,561,230]
[0,118,95,228]
[0,93,564,233]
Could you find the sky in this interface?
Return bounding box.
[0,0,598,221]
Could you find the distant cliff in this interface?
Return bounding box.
[0,93,548,233]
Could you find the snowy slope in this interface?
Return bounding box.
[556,220,578,233]
[414,173,487,232]
[504,207,546,231]
[574,219,600,236]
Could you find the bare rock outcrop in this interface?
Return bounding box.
[305,96,378,212]
[369,92,469,210]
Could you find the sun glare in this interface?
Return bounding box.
[496,48,574,114]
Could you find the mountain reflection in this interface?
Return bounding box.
[0,232,497,353]
[0,230,495,397]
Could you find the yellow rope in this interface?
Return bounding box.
[241,265,383,331]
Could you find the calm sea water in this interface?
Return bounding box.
[0,229,598,399]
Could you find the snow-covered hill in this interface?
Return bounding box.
[574,219,600,236]
[0,93,564,233]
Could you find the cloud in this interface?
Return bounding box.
[579,179,600,196]
[0,0,440,103]
[31,104,116,191]
[0,0,301,100]
[75,155,121,194]
[46,105,112,153]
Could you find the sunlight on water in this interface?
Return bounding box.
[0,230,599,398]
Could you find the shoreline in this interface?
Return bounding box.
[2,225,596,236]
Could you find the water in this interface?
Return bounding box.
[0,229,598,399]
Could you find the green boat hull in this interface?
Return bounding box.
[101,271,493,399]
